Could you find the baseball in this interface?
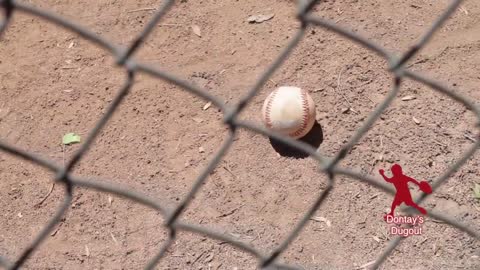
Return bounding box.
[261,86,316,139]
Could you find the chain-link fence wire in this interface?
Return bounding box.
[0,0,479,269]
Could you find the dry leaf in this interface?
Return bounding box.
[108,195,113,205]
[192,25,201,37]
[85,245,90,257]
[247,13,275,23]
[412,116,420,124]
[203,101,212,110]
[401,95,416,101]
[373,236,381,242]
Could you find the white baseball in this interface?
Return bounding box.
[261,86,316,139]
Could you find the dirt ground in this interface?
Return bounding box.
[1,0,479,269]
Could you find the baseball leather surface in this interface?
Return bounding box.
[261,86,316,139]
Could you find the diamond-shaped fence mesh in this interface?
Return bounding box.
[0,0,479,269]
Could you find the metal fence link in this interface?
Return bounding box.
[0,0,478,269]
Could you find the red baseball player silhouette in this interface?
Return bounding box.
[379,164,432,220]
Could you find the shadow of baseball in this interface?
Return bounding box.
[269,121,323,159]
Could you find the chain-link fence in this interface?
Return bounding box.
[0,0,479,269]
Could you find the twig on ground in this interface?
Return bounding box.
[222,163,236,179]
[36,144,66,206]
[50,218,65,236]
[175,136,182,151]
[110,232,119,245]
[48,145,68,236]
[433,139,446,147]
[370,136,384,174]
[430,219,445,224]
[35,183,55,207]
[365,95,375,104]
[192,250,206,265]
[217,204,244,218]
[357,260,375,269]
[159,23,183,27]
[464,132,476,142]
[459,5,468,15]
[127,7,157,13]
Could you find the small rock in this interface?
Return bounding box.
[247,13,275,23]
[199,147,205,153]
[412,116,420,125]
[192,25,201,37]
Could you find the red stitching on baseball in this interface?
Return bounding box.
[264,89,278,129]
[289,88,309,138]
